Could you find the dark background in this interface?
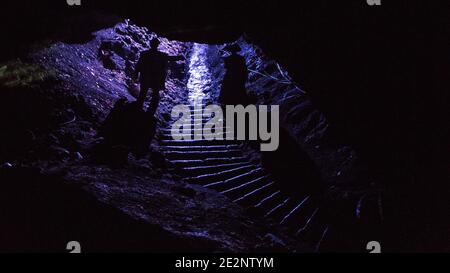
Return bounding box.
[0,0,448,251]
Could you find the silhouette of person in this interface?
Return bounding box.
[135,38,183,116]
[219,44,250,106]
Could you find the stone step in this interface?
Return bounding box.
[176,162,251,176]
[161,127,231,134]
[171,112,223,117]
[187,105,207,110]
[170,115,225,122]
[265,196,317,231]
[221,175,272,199]
[304,224,330,252]
[160,139,241,146]
[253,190,285,211]
[160,132,233,140]
[294,207,329,250]
[279,195,311,225]
[283,196,330,244]
[203,167,264,192]
[233,181,278,206]
[190,107,205,110]
[159,144,242,151]
[263,197,292,219]
[167,123,227,129]
[164,149,242,160]
[170,111,223,118]
[169,156,249,167]
[184,164,257,184]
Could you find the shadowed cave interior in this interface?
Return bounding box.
[0,20,382,253]
[0,1,447,253]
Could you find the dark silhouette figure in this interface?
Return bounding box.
[261,128,324,197]
[96,98,156,165]
[95,39,184,164]
[219,44,250,106]
[135,38,183,116]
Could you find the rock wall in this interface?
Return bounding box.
[0,21,308,252]
[235,38,373,193]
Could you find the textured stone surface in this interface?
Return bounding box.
[0,21,306,252]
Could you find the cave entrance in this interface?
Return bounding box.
[186,43,213,105]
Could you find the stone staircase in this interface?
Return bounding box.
[158,105,329,250]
